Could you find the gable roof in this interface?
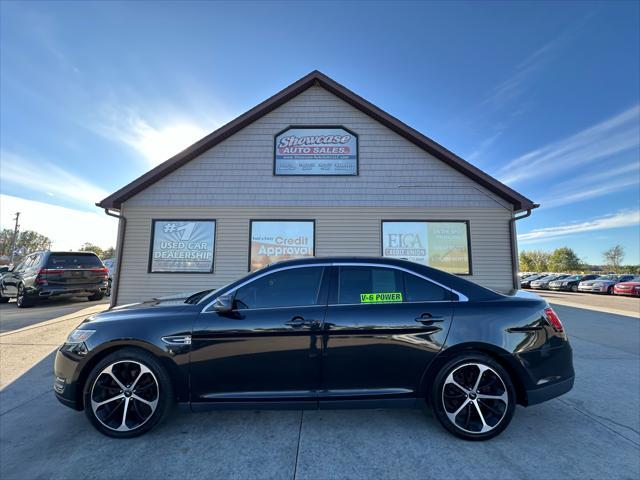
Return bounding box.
[98,70,536,212]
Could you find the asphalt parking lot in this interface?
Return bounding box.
[0,292,638,479]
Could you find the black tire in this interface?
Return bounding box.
[431,352,516,441]
[16,284,35,308]
[607,286,613,295]
[571,285,578,292]
[88,292,104,301]
[83,348,173,438]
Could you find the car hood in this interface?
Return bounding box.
[581,280,615,286]
[82,292,198,325]
[616,282,640,287]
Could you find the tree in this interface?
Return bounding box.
[0,229,51,262]
[548,247,582,272]
[78,243,115,259]
[79,243,104,258]
[602,245,625,272]
[519,250,550,272]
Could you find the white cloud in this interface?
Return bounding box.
[0,151,109,208]
[518,209,640,244]
[94,108,211,166]
[0,194,117,250]
[499,105,640,185]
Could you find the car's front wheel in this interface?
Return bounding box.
[83,348,173,438]
[431,353,516,440]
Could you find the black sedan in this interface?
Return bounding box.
[54,257,574,441]
[548,274,599,292]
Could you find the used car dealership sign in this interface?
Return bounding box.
[274,127,358,175]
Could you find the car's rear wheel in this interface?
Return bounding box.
[431,353,516,441]
[16,284,35,308]
[88,291,104,301]
[607,286,613,294]
[571,285,578,292]
[83,348,173,438]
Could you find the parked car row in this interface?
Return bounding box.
[520,272,640,296]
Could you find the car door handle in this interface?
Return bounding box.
[415,313,445,324]
[285,316,311,329]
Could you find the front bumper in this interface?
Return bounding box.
[614,289,640,297]
[548,284,571,291]
[53,348,84,410]
[578,285,607,293]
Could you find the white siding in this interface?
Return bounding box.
[125,86,511,209]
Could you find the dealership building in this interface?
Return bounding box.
[98,71,537,306]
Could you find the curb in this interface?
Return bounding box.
[0,304,109,337]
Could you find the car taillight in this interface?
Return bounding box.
[38,268,65,274]
[90,267,109,274]
[544,307,564,332]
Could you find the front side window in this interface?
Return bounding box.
[234,267,324,310]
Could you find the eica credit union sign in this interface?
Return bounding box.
[274,127,358,175]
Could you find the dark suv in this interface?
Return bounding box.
[0,251,108,308]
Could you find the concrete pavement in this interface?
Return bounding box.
[0,298,638,479]
[0,297,110,333]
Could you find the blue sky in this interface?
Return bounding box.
[1,0,639,264]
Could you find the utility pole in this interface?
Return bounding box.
[9,212,20,265]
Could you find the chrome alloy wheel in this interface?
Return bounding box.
[442,363,508,434]
[90,360,159,432]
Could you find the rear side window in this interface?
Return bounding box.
[234,267,324,310]
[338,267,403,304]
[404,272,452,301]
[46,254,103,269]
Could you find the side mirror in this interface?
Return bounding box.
[213,294,234,313]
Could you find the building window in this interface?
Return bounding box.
[148,220,216,273]
[381,221,471,275]
[249,220,315,271]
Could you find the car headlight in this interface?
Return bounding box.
[634,286,640,290]
[562,282,568,286]
[592,282,603,287]
[66,329,96,343]
[62,329,95,355]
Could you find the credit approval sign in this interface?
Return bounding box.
[274,126,358,175]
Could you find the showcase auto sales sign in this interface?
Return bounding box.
[274,127,358,175]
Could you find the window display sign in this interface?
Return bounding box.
[382,221,471,274]
[274,127,358,175]
[250,220,315,271]
[149,220,216,273]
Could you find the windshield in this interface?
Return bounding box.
[185,289,215,304]
[563,275,581,281]
[596,275,617,281]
